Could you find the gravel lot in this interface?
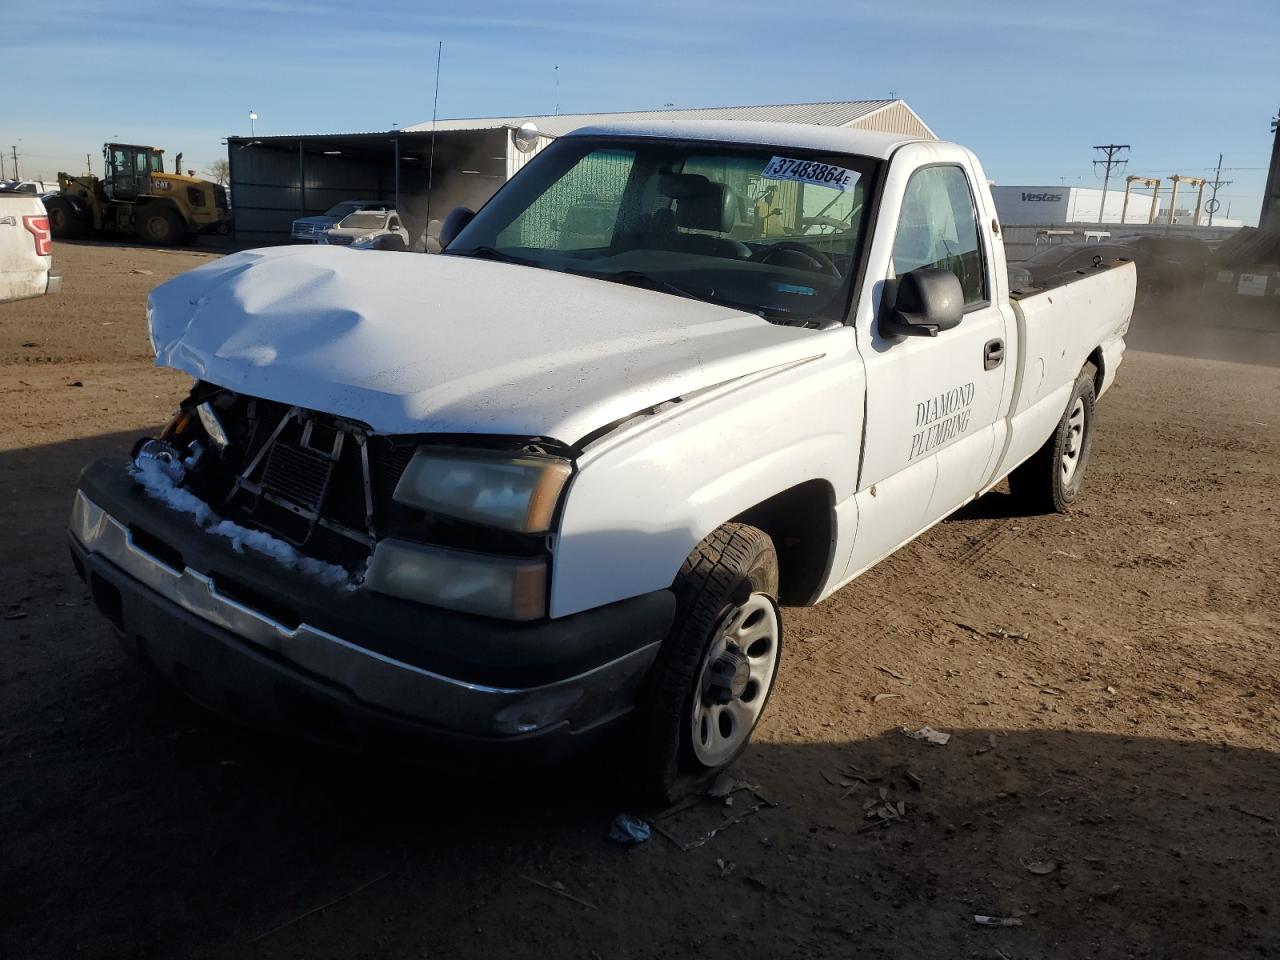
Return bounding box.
[2,241,1277,959]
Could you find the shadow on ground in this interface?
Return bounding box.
[2,667,1277,959]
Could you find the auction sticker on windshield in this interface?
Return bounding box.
[763,157,858,192]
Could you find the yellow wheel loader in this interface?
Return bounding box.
[45,143,231,246]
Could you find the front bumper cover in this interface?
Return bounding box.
[69,460,674,755]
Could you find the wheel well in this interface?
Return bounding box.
[1086,347,1104,394]
[731,479,834,607]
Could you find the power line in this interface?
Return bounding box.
[1092,144,1129,222]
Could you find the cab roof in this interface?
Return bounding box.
[561,118,932,160]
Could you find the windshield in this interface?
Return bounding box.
[338,213,387,229]
[448,137,877,323]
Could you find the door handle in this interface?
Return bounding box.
[984,338,1004,371]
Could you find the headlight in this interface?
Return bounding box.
[195,401,229,451]
[365,539,546,620]
[393,448,572,533]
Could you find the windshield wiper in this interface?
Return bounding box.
[448,245,529,266]
[567,268,708,301]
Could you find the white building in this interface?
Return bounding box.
[991,185,1168,226]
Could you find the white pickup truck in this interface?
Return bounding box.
[69,120,1133,799]
[0,193,60,303]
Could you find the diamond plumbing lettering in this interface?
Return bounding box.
[909,382,975,460]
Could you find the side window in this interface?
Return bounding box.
[891,165,987,306]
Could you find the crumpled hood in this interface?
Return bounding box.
[148,246,820,441]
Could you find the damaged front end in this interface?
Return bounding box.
[134,381,575,621]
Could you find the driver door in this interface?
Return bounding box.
[842,148,1013,579]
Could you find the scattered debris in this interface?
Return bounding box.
[519,874,597,910]
[1024,859,1059,875]
[903,726,951,746]
[68,381,83,387]
[1231,805,1274,824]
[975,733,999,755]
[248,870,394,943]
[2,611,28,621]
[651,784,775,851]
[715,857,736,878]
[608,814,651,844]
[1053,549,1082,559]
[904,770,924,791]
[989,627,1029,640]
[950,621,985,636]
[872,693,903,704]
[877,665,908,681]
[131,268,154,275]
[1105,685,1118,695]
[707,773,738,803]
[974,915,1024,927]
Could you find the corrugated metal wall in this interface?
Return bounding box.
[230,145,395,241]
[228,130,509,244]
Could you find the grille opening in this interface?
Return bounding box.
[90,574,124,631]
[129,524,185,572]
[212,572,303,630]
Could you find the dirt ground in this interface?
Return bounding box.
[2,241,1277,959]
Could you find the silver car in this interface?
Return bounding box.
[321,210,410,248]
[291,200,387,241]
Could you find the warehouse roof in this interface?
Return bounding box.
[401,99,935,139]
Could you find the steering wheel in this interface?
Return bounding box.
[758,241,841,278]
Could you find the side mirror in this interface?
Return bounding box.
[879,267,964,338]
[438,206,476,250]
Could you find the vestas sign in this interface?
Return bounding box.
[1021,192,1063,201]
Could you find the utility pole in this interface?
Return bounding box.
[10,145,18,180]
[0,149,6,180]
[1262,106,1280,233]
[1204,153,1233,227]
[1092,144,1130,224]
[86,153,93,175]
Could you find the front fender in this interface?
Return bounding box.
[550,328,865,618]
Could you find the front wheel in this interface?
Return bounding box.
[135,205,184,245]
[45,197,85,239]
[632,523,782,805]
[1008,365,1096,513]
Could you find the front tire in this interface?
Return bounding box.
[632,523,782,805]
[1009,365,1096,513]
[45,197,85,239]
[135,205,184,245]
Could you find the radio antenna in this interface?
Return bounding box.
[425,40,443,230]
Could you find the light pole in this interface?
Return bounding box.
[249,110,258,137]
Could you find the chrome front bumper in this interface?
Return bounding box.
[69,491,661,740]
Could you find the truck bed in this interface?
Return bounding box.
[1000,257,1136,476]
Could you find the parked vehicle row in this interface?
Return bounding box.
[70,119,1134,800]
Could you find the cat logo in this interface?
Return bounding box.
[153,179,171,191]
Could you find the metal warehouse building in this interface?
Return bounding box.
[225,99,934,246]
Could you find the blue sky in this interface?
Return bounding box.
[5,0,1277,223]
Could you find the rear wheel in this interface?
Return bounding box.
[45,197,85,239]
[1009,365,1096,513]
[632,523,782,805]
[135,205,184,245]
